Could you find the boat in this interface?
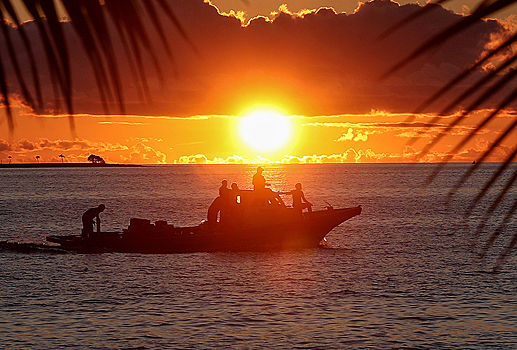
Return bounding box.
[46,198,362,253]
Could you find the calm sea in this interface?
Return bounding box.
[0,164,516,349]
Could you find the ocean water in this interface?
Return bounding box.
[0,163,516,349]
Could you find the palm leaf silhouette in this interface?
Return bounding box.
[383,0,517,271]
[0,0,189,135]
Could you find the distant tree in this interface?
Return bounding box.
[59,154,65,163]
[36,155,40,163]
[87,154,105,164]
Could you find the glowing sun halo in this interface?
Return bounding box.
[239,110,292,152]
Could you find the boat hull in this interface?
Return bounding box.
[46,206,361,253]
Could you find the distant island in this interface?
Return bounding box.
[0,162,143,168]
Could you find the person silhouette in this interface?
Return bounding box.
[82,204,105,239]
[252,166,267,190]
[252,167,272,206]
[207,180,231,229]
[231,182,241,204]
[219,179,231,204]
[285,183,312,214]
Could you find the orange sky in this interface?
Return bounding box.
[1,0,517,164]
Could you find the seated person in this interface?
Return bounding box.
[231,182,241,204]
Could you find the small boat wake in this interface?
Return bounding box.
[0,241,70,254]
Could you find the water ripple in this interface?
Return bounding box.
[1,164,517,349]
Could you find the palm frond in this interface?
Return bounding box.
[383,0,516,79]
[0,11,36,112]
[471,160,517,245]
[379,0,450,41]
[2,0,44,111]
[0,47,13,131]
[384,0,517,271]
[419,64,517,185]
[0,0,188,134]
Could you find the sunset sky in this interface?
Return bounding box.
[2,0,517,164]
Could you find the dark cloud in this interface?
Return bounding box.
[38,139,92,151]
[307,121,469,129]
[0,138,126,153]
[18,139,35,150]
[0,139,11,152]
[1,0,509,116]
[0,138,159,163]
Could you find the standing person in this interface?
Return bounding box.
[252,166,268,190]
[207,180,231,229]
[219,179,231,222]
[82,204,105,239]
[252,166,271,206]
[285,183,312,214]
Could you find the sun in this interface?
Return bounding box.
[239,109,292,152]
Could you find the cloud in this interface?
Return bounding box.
[98,121,151,125]
[306,116,491,141]
[217,154,246,164]
[171,137,515,164]
[18,139,36,150]
[119,143,167,164]
[126,137,164,143]
[0,139,11,152]
[0,138,132,163]
[38,139,92,151]
[338,128,354,141]
[1,0,512,118]
[176,154,209,164]
[175,149,389,164]
[2,138,96,152]
[176,154,270,164]
[335,128,369,142]
[354,133,368,142]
